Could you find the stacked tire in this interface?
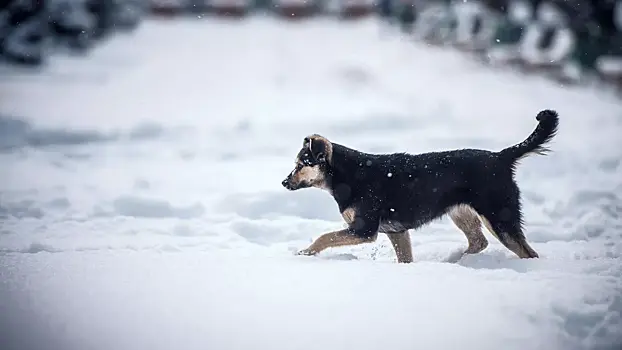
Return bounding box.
[209,0,252,17]
[0,0,46,66]
[274,0,317,19]
[150,0,188,16]
[323,0,375,19]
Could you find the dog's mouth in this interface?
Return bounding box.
[282,178,296,191]
[282,177,310,191]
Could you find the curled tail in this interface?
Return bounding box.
[498,110,559,166]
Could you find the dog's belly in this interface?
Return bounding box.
[378,219,410,233]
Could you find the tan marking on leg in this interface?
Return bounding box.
[448,204,488,254]
[479,215,539,259]
[503,234,537,258]
[493,231,539,259]
[517,238,539,259]
[479,214,501,241]
[341,207,356,225]
[386,231,413,263]
[298,229,377,256]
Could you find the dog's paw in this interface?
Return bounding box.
[296,248,317,256]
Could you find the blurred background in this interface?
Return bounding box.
[1,0,622,95]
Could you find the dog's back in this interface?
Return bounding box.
[329,146,498,230]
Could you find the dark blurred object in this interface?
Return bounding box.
[1,0,14,11]
[110,0,143,30]
[377,0,393,19]
[0,0,47,66]
[484,0,575,81]
[1,0,143,67]
[84,0,113,39]
[570,1,619,70]
[320,0,375,18]
[484,0,534,65]
[48,0,94,51]
[593,0,622,91]
[550,0,593,32]
[82,0,142,38]
[410,0,455,45]
[340,0,375,19]
[150,0,188,16]
[397,2,416,32]
[188,0,210,16]
[450,1,500,53]
[482,0,508,13]
[506,2,578,84]
[208,0,250,17]
[273,0,317,19]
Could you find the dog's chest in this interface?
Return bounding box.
[341,207,356,224]
[341,206,412,233]
[378,219,409,233]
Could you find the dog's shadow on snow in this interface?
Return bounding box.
[319,253,359,261]
[312,253,359,261]
[287,246,359,261]
[452,250,538,273]
[288,247,537,270]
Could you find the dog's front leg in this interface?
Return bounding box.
[297,229,378,256]
[386,231,413,263]
[298,206,380,256]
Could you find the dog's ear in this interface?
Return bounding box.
[304,134,333,164]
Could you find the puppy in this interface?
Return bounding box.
[282,110,559,263]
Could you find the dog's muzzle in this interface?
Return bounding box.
[282,177,294,190]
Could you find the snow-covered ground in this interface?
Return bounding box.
[1,16,622,350]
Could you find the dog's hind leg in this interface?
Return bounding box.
[386,231,413,263]
[479,215,539,259]
[448,204,488,255]
[473,185,539,259]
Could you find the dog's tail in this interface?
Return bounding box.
[498,110,559,168]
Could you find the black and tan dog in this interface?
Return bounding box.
[281,110,559,263]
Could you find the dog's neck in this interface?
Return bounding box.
[329,142,368,173]
[322,143,369,200]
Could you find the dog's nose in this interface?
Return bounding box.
[282,179,289,188]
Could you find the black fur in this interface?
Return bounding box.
[498,109,559,172]
[283,110,559,257]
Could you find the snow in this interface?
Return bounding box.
[1,16,622,350]
[597,57,622,75]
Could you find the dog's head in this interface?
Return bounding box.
[282,134,333,191]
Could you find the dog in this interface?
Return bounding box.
[281,110,559,263]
